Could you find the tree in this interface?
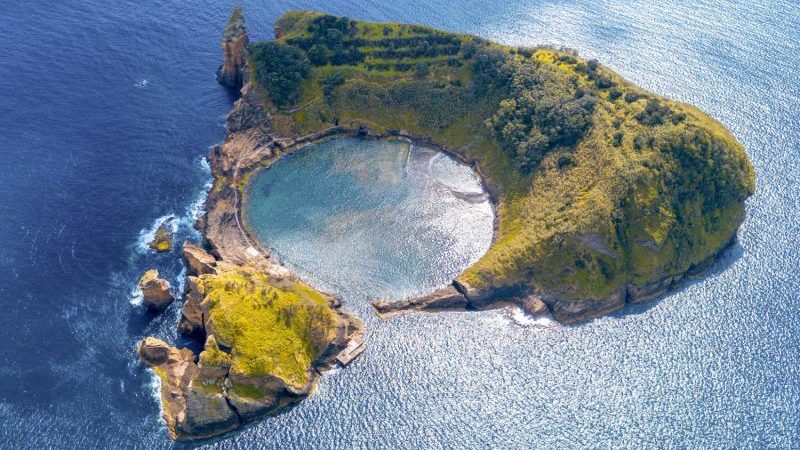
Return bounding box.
[307,44,328,66]
[249,42,311,108]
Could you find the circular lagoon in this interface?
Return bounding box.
[245,137,494,302]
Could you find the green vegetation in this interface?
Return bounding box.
[200,265,338,387]
[249,42,310,108]
[250,11,755,303]
[198,335,231,368]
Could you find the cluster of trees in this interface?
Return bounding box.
[477,51,598,173]
[287,15,365,66]
[249,41,310,108]
[635,99,686,126]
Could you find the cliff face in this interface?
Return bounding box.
[216,6,249,89]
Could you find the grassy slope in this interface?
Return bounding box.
[258,11,755,303]
[200,265,337,389]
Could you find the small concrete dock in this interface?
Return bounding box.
[336,339,366,366]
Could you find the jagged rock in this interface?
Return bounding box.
[182,242,217,276]
[179,276,205,337]
[452,278,522,308]
[138,269,174,310]
[520,296,548,317]
[149,222,173,252]
[216,6,248,89]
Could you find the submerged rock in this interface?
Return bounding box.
[149,222,173,252]
[216,6,248,89]
[138,269,174,310]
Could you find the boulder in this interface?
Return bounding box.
[520,296,549,317]
[138,269,174,310]
[136,337,171,365]
[182,242,217,276]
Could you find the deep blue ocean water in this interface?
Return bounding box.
[1,0,798,448]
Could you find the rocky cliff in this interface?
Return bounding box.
[216,6,249,89]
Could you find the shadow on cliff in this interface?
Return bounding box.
[600,238,746,322]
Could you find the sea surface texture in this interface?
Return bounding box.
[0,0,798,448]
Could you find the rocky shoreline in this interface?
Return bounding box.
[373,235,738,323]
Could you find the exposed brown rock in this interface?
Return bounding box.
[549,290,626,324]
[372,286,468,318]
[520,296,549,317]
[179,276,205,337]
[182,242,217,276]
[216,6,248,89]
[138,269,174,310]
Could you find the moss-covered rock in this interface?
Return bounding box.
[149,222,173,252]
[138,261,353,441]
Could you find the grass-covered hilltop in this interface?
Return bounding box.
[246,10,754,321]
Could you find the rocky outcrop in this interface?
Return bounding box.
[136,337,240,441]
[372,286,468,318]
[138,269,174,310]
[216,6,249,89]
[548,290,626,324]
[179,276,205,338]
[182,242,216,276]
[149,221,173,252]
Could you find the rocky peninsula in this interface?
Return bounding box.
[137,6,754,442]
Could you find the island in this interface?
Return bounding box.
[137,6,754,441]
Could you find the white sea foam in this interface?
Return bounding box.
[174,266,187,298]
[129,284,143,306]
[508,307,556,328]
[146,368,166,426]
[135,79,149,88]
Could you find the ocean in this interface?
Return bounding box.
[0,0,798,448]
